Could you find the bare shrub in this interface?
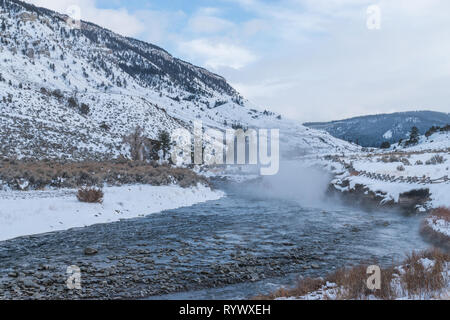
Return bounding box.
[380,155,401,163]
[426,155,445,165]
[77,187,104,203]
[400,158,411,166]
[397,165,405,172]
[123,126,146,161]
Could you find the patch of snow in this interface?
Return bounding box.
[383,130,393,139]
[0,184,224,242]
[426,217,450,238]
[277,261,450,300]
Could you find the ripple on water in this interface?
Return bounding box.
[0,181,430,299]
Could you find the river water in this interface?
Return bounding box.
[0,174,430,299]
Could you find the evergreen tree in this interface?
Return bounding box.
[158,130,171,160]
[407,126,420,145]
[380,141,391,149]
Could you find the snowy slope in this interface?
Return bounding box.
[0,0,358,161]
[399,131,450,152]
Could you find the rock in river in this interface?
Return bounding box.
[84,248,99,256]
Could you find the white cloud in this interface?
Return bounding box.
[24,0,450,121]
[178,39,256,70]
[134,9,186,44]
[25,0,145,37]
[188,15,235,34]
[219,0,450,121]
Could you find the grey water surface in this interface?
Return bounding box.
[0,180,428,299]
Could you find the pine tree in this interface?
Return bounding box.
[158,130,171,160]
[407,126,420,145]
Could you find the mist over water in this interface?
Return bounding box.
[243,161,335,208]
[0,160,430,300]
[150,173,429,300]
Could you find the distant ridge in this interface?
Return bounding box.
[304,111,450,148]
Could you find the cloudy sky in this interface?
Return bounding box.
[26,0,450,122]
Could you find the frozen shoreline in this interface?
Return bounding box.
[323,148,450,243]
[0,184,225,242]
[276,258,450,300]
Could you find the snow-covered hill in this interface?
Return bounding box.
[0,0,357,161]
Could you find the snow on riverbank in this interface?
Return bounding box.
[322,137,450,241]
[0,184,225,242]
[422,208,450,246]
[273,252,450,300]
[425,217,450,238]
[333,174,450,209]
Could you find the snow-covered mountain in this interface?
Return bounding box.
[0,0,357,161]
[304,111,450,148]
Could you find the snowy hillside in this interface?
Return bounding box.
[397,130,450,153]
[0,0,357,161]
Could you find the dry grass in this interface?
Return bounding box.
[0,159,207,190]
[258,249,449,300]
[420,208,450,251]
[327,264,396,300]
[401,249,448,296]
[77,187,104,203]
[254,278,325,300]
[431,207,450,222]
[349,171,360,177]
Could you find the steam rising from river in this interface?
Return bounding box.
[241,161,335,208]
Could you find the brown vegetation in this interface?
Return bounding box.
[0,159,208,190]
[77,187,104,203]
[327,264,396,299]
[431,207,450,222]
[401,249,448,297]
[256,249,449,300]
[420,208,450,251]
[255,278,325,300]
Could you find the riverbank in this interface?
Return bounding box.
[421,208,450,251]
[0,179,429,300]
[0,184,224,242]
[256,249,450,300]
[321,151,450,246]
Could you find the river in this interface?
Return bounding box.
[0,173,430,299]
